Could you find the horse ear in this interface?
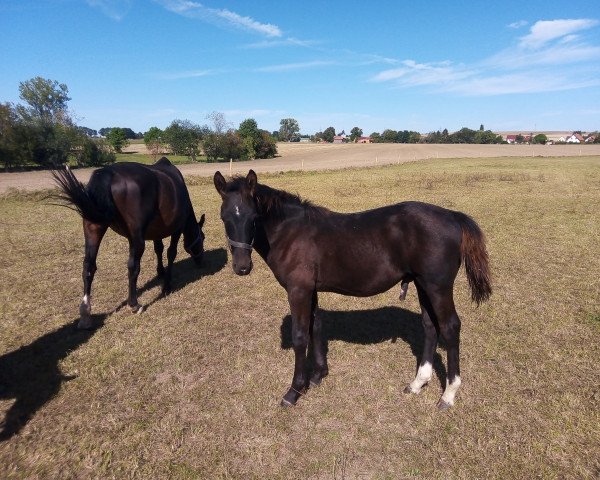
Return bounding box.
[246,169,257,195]
[214,171,226,196]
[198,213,205,228]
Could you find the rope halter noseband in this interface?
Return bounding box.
[227,236,254,251]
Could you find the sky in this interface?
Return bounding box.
[1,0,599,135]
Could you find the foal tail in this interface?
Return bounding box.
[51,167,115,225]
[454,212,492,305]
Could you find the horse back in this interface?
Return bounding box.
[267,201,463,295]
[107,161,191,240]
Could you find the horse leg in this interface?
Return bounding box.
[154,239,165,278]
[162,232,181,296]
[127,234,145,313]
[309,291,328,386]
[79,220,107,329]
[281,286,312,407]
[404,283,438,394]
[429,289,462,410]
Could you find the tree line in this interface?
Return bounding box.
[0,77,281,171]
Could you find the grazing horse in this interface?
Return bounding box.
[52,157,206,329]
[214,170,491,410]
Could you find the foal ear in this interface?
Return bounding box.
[213,171,227,196]
[246,169,257,195]
[198,213,205,228]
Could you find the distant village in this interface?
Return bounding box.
[314,130,598,145]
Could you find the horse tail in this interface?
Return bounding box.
[454,211,492,305]
[51,166,115,225]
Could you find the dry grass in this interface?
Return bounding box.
[1,156,599,478]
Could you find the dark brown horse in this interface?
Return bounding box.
[52,157,205,329]
[214,170,491,409]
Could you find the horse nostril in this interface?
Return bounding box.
[239,266,248,274]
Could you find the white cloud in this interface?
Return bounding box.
[255,61,336,73]
[445,73,600,96]
[154,69,217,80]
[371,18,600,97]
[508,20,528,29]
[156,0,282,37]
[243,37,317,49]
[86,0,132,21]
[519,19,599,49]
[371,60,474,87]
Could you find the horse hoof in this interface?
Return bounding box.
[130,304,144,314]
[436,399,452,411]
[280,398,295,408]
[309,378,321,387]
[404,385,419,394]
[77,316,94,330]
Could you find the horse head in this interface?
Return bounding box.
[214,170,257,276]
[185,213,206,266]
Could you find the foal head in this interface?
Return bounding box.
[185,213,206,266]
[214,170,258,276]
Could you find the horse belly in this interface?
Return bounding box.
[144,216,181,240]
[318,251,404,297]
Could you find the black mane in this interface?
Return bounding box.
[255,183,330,220]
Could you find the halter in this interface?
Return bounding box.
[185,234,203,256]
[227,236,254,251]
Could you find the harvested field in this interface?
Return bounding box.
[1,156,599,478]
[2,142,600,194]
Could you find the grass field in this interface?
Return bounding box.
[1,156,599,478]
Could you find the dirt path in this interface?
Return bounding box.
[2,143,600,194]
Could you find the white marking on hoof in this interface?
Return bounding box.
[440,375,462,406]
[408,361,432,393]
[129,304,144,314]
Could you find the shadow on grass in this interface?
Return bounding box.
[113,247,228,312]
[0,316,106,441]
[280,306,446,387]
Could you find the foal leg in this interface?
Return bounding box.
[79,220,107,329]
[162,232,181,296]
[309,291,328,386]
[153,239,165,278]
[281,286,313,407]
[430,290,462,410]
[404,284,438,394]
[127,233,145,313]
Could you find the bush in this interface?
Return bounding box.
[75,138,115,167]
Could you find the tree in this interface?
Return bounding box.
[15,77,78,167]
[0,103,25,170]
[322,126,335,143]
[207,111,230,134]
[279,118,300,142]
[163,119,203,160]
[370,132,382,143]
[533,133,548,145]
[74,138,115,167]
[17,77,71,123]
[106,127,129,153]
[144,127,165,159]
[382,129,398,143]
[350,127,363,142]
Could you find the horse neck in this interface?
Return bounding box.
[254,184,323,248]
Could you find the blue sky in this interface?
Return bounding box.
[1,1,599,135]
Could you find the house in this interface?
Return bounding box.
[585,135,596,143]
[333,135,345,144]
[506,134,518,144]
[357,136,372,143]
[566,133,585,143]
